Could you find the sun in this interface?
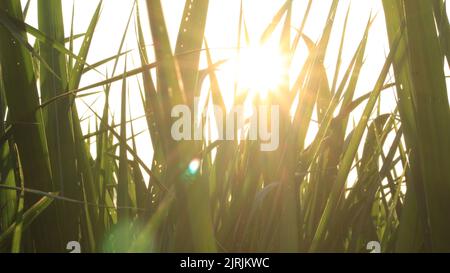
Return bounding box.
[232,44,287,99]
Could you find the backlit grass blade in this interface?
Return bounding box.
[309,25,403,252]
[117,62,129,225]
[38,0,80,247]
[382,0,425,252]
[0,0,56,252]
[432,0,450,66]
[402,0,450,252]
[175,0,209,104]
[0,194,54,249]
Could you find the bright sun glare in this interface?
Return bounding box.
[232,44,286,99]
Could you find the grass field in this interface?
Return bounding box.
[0,0,449,253]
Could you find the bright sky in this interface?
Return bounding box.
[21,0,449,174]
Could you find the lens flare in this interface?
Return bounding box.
[188,158,201,175]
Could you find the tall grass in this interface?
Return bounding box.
[0,0,449,253]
